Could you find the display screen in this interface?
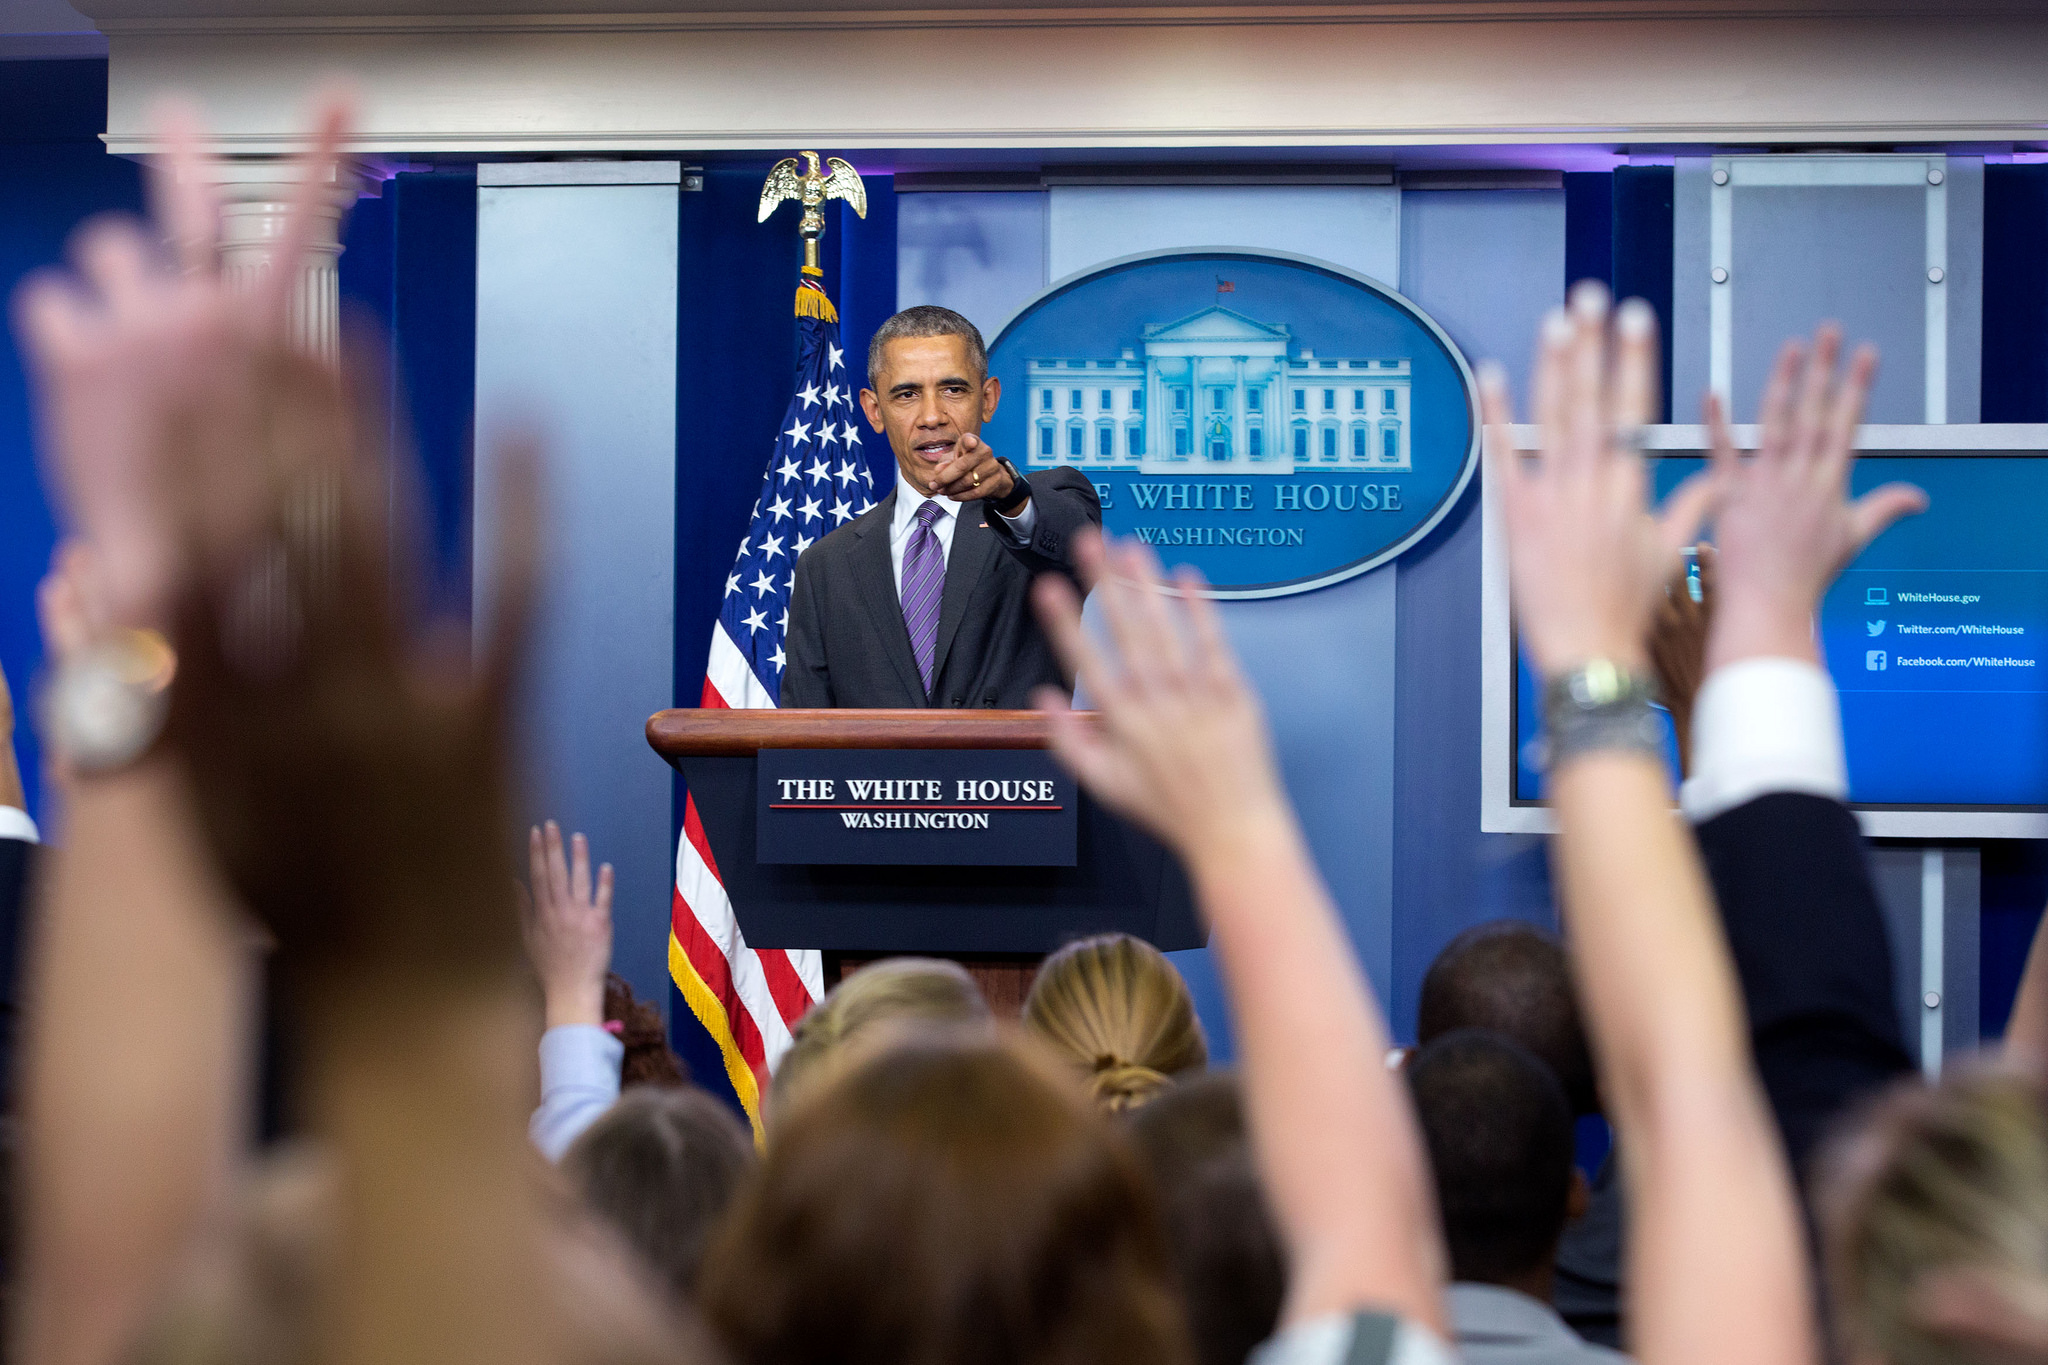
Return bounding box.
[1513,456,2048,809]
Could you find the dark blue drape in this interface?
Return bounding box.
[0,60,145,828]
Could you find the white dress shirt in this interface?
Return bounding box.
[1678,656,1847,823]
[889,468,1038,598]
[0,807,38,844]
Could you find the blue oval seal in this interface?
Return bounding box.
[986,248,1479,598]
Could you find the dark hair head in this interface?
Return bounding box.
[1407,1028,1576,1285]
[866,306,989,388]
[1417,921,1596,1115]
[561,1086,755,1302]
[703,1029,1192,1365]
[603,973,688,1091]
[1123,1072,1284,1365]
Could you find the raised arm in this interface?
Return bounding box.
[522,820,625,1160]
[1033,537,1445,1335]
[14,547,252,1365]
[1479,284,1811,1365]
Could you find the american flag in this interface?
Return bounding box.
[669,273,877,1139]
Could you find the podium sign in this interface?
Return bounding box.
[758,749,1078,866]
[650,708,1201,953]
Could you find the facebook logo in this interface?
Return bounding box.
[1867,650,1888,671]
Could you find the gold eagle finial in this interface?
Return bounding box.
[759,151,868,275]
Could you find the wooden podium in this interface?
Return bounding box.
[646,708,1202,1011]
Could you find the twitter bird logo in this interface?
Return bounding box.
[1867,620,1887,636]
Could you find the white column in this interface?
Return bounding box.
[202,158,366,364]
[1232,355,1247,464]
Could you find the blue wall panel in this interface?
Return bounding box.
[1392,190,1567,1041]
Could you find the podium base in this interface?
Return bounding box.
[824,950,1044,1019]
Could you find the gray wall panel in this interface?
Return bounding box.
[896,190,1047,343]
[475,172,680,1010]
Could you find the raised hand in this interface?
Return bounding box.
[1648,544,1715,774]
[12,96,349,630]
[1030,533,1290,867]
[159,350,539,975]
[522,820,615,1029]
[1701,327,1926,673]
[1480,283,1719,680]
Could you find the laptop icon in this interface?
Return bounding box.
[1865,587,1889,606]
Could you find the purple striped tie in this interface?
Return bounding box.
[901,500,946,696]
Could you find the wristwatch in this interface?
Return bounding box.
[991,457,1031,516]
[1539,657,1663,770]
[38,629,178,776]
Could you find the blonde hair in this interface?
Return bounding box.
[772,958,990,1113]
[1023,934,1207,1112]
[1818,1063,2048,1365]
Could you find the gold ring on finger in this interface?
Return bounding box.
[971,470,981,487]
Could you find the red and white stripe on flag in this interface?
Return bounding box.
[669,622,823,1140]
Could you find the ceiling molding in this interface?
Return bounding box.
[79,1,2048,32]
[101,123,2048,157]
[96,6,2048,156]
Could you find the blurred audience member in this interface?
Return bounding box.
[13,99,699,1365]
[1416,923,1618,1345]
[1816,1065,2048,1365]
[563,1086,754,1303]
[770,956,990,1113]
[1032,533,1450,1364]
[706,1029,1191,1365]
[1125,1071,1285,1365]
[1478,285,1921,1365]
[1407,1030,1625,1365]
[608,973,687,1090]
[1417,925,1595,1117]
[1024,932,1207,1112]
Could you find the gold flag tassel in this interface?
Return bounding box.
[794,273,839,323]
[760,151,868,322]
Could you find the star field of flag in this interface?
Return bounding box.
[719,308,879,701]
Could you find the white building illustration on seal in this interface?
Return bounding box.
[1025,305,1411,476]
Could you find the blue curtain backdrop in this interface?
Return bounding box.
[339,169,479,609]
[0,59,146,830]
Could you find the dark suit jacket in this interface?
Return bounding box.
[1555,791,1911,1349]
[783,466,1102,709]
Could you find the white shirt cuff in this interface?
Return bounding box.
[0,807,40,844]
[1678,656,1847,824]
[991,492,1038,543]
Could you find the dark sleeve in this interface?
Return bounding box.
[781,550,833,708]
[992,466,1102,580]
[0,838,34,1112]
[1693,792,1913,1182]
[0,838,30,1012]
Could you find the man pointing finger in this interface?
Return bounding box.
[783,306,1103,709]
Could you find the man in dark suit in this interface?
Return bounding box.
[784,306,1101,709]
